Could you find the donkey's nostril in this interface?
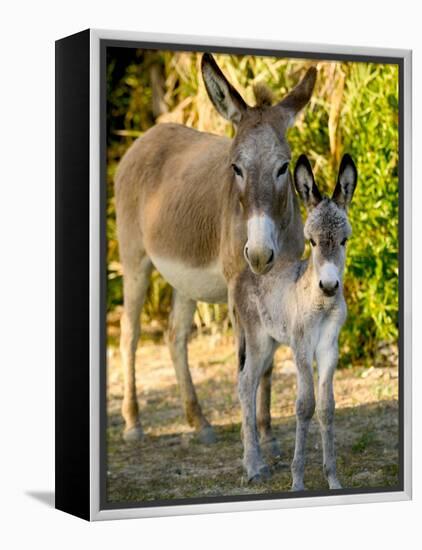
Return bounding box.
[245,246,274,274]
[319,280,339,296]
[266,249,274,265]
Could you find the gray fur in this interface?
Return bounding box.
[234,154,357,489]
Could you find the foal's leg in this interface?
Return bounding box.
[315,341,342,489]
[120,256,153,441]
[238,333,274,482]
[167,290,215,444]
[291,348,315,491]
[257,358,282,460]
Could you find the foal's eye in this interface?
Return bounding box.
[232,164,243,178]
[310,238,316,247]
[276,162,290,178]
[341,238,348,246]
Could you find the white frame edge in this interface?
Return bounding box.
[89,28,412,521]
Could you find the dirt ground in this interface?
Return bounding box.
[106,330,399,504]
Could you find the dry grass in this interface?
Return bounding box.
[106,331,399,504]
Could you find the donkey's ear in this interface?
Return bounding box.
[294,154,322,209]
[201,53,247,125]
[276,67,317,128]
[332,154,358,209]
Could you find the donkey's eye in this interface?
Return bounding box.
[276,162,289,178]
[232,164,243,178]
[341,238,348,246]
[310,238,316,247]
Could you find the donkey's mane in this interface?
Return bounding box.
[253,82,274,108]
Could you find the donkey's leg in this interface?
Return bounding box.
[167,290,215,444]
[120,256,153,442]
[238,334,274,482]
[316,342,342,490]
[291,350,315,491]
[257,358,282,460]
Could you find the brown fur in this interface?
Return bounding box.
[114,55,317,441]
[116,124,233,267]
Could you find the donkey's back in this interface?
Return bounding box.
[115,122,232,274]
[115,122,231,198]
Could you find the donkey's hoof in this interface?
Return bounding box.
[196,426,217,445]
[290,482,306,492]
[329,479,342,490]
[248,465,271,484]
[123,425,144,443]
[261,437,282,461]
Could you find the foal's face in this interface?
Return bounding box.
[201,53,316,275]
[305,201,351,296]
[294,154,358,297]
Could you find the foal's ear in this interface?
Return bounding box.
[332,154,358,209]
[294,154,322,209]
[201,53,247,125]
[276,66,317,128]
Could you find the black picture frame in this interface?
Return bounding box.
[55,29,412,521]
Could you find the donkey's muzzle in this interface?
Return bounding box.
[319,279,339,297]
[244,245,274,275]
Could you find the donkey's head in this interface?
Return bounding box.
[202,53,316,275]
[294,154,358,297]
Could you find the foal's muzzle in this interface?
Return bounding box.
[244,245,275,275]
[319,279,339,297]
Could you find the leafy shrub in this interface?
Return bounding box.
[106,49,399,365]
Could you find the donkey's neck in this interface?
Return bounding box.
[279,176,305,261]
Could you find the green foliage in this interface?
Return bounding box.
[351,429,377,454]
[106,49,399,364]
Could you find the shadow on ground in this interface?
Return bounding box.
[26,491,55,508]
[107,380,399,504]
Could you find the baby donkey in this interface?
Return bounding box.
[234,153,358,489]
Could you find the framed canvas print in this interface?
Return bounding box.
[55,29,412,521]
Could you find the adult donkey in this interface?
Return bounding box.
[115,53,316,445]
